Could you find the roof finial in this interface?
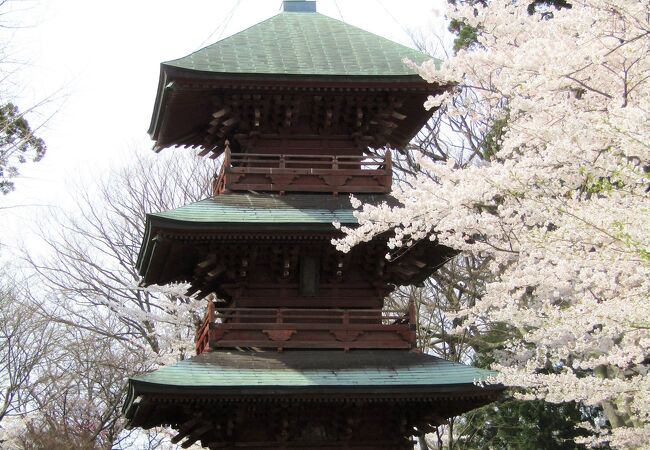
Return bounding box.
[282,0,316,13]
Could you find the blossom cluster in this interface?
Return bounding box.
[337,1,649,447]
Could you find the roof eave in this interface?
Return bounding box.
[148,67,171,140]
[135,215,154,277]
[160,62,434,85]
[136,217,356,280]
[149,64,441,151]
[129,378,505,398]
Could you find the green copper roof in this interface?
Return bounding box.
[164,12,436,76]
[138,194,399,279]
[150,193,396,225]
[130,350,496,389]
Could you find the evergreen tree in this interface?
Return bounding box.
[448,0,573,52]
[0,102,46,194]
[458,399,605,450]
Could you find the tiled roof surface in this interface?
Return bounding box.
[131,350,495,388]
[164,12,437,76]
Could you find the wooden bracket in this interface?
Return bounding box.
[262,329,297,342]
[397,329,416,344]
[330,330,364,342]
[212,328,229,341]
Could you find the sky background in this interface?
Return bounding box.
[1,0,449,251]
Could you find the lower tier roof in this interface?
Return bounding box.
[125,350,500,408]
[124,350,503,438]
[124,350,501,447]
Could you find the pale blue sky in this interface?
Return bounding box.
[1,0,448,249]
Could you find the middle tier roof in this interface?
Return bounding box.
[137,192,456,297]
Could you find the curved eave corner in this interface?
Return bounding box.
[122,382,138,423]
[147,67,173,145]
[136,215,155,279]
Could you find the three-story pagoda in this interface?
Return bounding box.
[123,2,502,448]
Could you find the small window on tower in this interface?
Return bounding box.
[299,255,320,296]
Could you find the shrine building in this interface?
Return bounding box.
[123,1,502,448]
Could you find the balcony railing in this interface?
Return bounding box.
[195,301,416,353]
[213,149,392,194]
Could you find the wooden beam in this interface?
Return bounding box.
[408,258,428,269]
[182,424,214,448]
[324,109,333,129]
[206,264,226,282]
[254,106,261,128]
[390,264,418,278]
[222,117,239,127]
[379,119,398,129]
[216,117,239,138]
[195,255,217,275]
[356,106,364,128]
[171,417,202,444]
[212,106,231,119]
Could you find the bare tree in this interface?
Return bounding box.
[387,254,496,450]
[388,31,503,188]
[25,149,216,355]
[20,148,217,449]
[0,272,63,450]
[14,318,141,450]
[0,276,56,425]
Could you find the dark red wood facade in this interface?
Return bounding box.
[152,79,442,157]
[136,395,493,450]
[214,149,392,195]
[195,300,417,353]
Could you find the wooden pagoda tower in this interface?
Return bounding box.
[123,2,502,448]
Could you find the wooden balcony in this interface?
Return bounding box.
[195,301,416,353]
[213,149,392,194]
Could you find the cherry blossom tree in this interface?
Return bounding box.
[337,1,650,447]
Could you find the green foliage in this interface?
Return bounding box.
[611,220,650,262]
[482,114,508,160]
[458,398,606,450]
[447,1,573,52]
[449,19,479,53]
[0,102,46,194]
[527,0,572,15]
[581,170,623,195]
[452,317,609,449]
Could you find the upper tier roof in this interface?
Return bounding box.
[149,11,448,153]
[164,12,436,77]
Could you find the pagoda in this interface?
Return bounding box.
[123,2,502,448]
